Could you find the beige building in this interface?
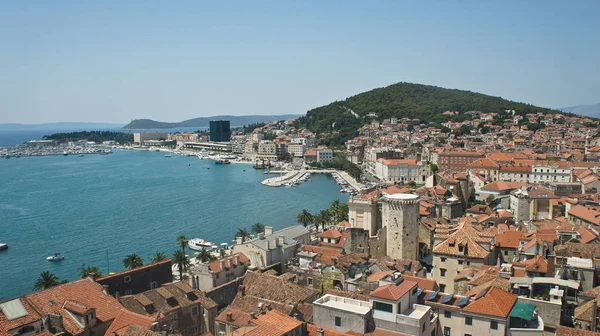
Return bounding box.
[374,158,430,184]
[189,252,250,291]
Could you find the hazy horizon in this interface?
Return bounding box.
[1,1,599,124]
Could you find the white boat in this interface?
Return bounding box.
[196,152,207,159]
[164,154,172,158]
[0,243,7,251]
[188,238,214,251]
[47,253,64,261]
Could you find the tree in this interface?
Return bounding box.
[407,181,417,188]
[196,248,216,263]
[80,265,103,279]
[123,254,144,270]
[430,164,439,175]
[313,213,325,232]
[297,209,314,227]
[319,209,332,230]
[33,271,60,291]
[173,250,190,281]
[176,235,188,254]
[235,228,251,243]
[251,222,265,235]
[151,252,168,263]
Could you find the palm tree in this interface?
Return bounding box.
[123,254,144,270]
[297,209,314,227]
[319,209,332,229]
[235,228,251,243]
[196,247,216,263]
[313,213,325,232]
[173,250,191,281]
[251,222,265,235]
[151,252,168,263]
[80,265,103,279]
[176,235,188,254]
[33,271,60,291]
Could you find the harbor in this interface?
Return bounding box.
[261,169,363,192]
[1,140,112,158]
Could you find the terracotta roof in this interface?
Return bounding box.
[366,271,394,283]
[208,253,250,273]
[465,277,510,297]
[370,280,417,301]
[496,230,522,249]
[317,228,342,239]
[336,220,352,228]
[0,298,41,336]
[575,298,600,322]
[432,221,492,259]
[324,290,369,302]
[463,287,517,318]
[228,309,303,336]
[482,181,527,191]
[238,271,318,306]
[402,275,438,291]
[556,325,600,336]
[215,307,253,328]
[298,245,343,263]
[25,278,123,335]
[104,309,155,336]
[569,205,600,226]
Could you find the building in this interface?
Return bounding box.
[381,194,420,260]
[438,151,484,171]
[0,278,123,336]
[374,159,430,184]
[209,120,231,142]
[96,259,173,297]
[133,132,169,146]
[312,294,373,334]
[222,309,304,336]
[232,225,311,270]
[118,281,218,336]
[316,147,334,163]
[189,252,250,291]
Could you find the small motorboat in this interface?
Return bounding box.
[188,238,214,251]
[78,154,84,157]
[0,243,8,251]
[164,154,172,158]
[47,253,65,261]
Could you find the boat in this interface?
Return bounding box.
[0,243,7,251]
[196,152,207,159]
[164,154,172,158]
[62,152,68,156]
[78,154,84,157]
[215,159,230,164]
[46,253,64,261]
[188,238,214,251]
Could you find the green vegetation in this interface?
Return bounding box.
[294,82,563,139]
[297,209,314,227]
[43,131,133,144]
[196,248,216,263]
[33,271,61,291]
[312,200,349,231]
[251,222,265,235]
[80,265,103,279]
[122,254,144,270]
[151,252,168,263]
[235,228,252,242]
[172,250,190,280]
[308,154,362,180]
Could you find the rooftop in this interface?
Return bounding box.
[313,295,371,315]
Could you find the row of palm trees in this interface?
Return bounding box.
[296,199,349,231]
[234,222,265,243]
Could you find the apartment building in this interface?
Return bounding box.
[189,252,250,291]
[438,151,485,171]
[374,158,430,184]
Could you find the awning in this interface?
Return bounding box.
[510,302,536,321]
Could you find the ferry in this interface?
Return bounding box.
[188,238,214,251]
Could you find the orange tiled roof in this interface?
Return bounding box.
[0,298,41,335]
[462,287,517,318]
[370,280,417,301]
[317,228,342,239]
[569,205,600,226]
[104,309,155,336]
[209,252,250,273]
[402,275,438,291]
[97,259,172,281]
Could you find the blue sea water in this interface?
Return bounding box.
[0,150,347,299]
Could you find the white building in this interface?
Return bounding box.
[374,158,430,184]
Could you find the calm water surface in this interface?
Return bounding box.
[0,150,347,298]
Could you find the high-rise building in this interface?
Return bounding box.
[209,120,231,142]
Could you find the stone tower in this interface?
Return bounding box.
[381,193,420,260]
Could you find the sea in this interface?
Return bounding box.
[0,130,348,299]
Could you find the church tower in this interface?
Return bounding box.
[382,193,420,260]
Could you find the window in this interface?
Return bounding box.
[192,306,199,316]
[124,275,131,283]
[444,326,451,336]
[422,323,426,332]
[335,316,342,327]
[124,289,132,295]
[308,277,313,286]
[458,260,463,265]
[465,317,472,325]
[465,334,472,336]
[412,288,418,295]
[440,284,446,292]
[441,257,446,262]
[444,311,451,318]
[373,301,393,313]
[504,250,508,256]
[491,321,498,330]
[150,281,158,289]
[440,269,446,277]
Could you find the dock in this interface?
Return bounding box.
[262,169,362,191]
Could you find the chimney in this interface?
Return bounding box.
[234,254,240,265]
[264,226,273,235]
[236,237,243,245]
[102,285,109,295]
[229,256,234,266]
[593,300,598,332]
[226,312,233,322]
[293,313,299,320]
[277,236,285,247]
[317,328,325,336]
[250,312,256,319]
[220,260,226,270]
[240,285,245,296]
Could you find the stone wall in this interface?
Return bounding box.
[343,227,387,259]
[205,277,244,310]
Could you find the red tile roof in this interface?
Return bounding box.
[462,287,517,318]
[104,309,155,336]
[370,280,417,301]
[0,298,41,336]
[208,253,250,273]
[317,228,342,239]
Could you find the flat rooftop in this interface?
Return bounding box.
[314,294,371,315]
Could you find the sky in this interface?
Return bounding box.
[0,1,599,124]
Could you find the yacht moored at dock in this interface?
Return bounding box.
[188,238,214,251]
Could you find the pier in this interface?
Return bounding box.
[262,169,362,191]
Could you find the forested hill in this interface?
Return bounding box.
[294,82,563,138]
[123,114,301,129]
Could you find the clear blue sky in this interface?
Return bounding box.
[1,1,598,124]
